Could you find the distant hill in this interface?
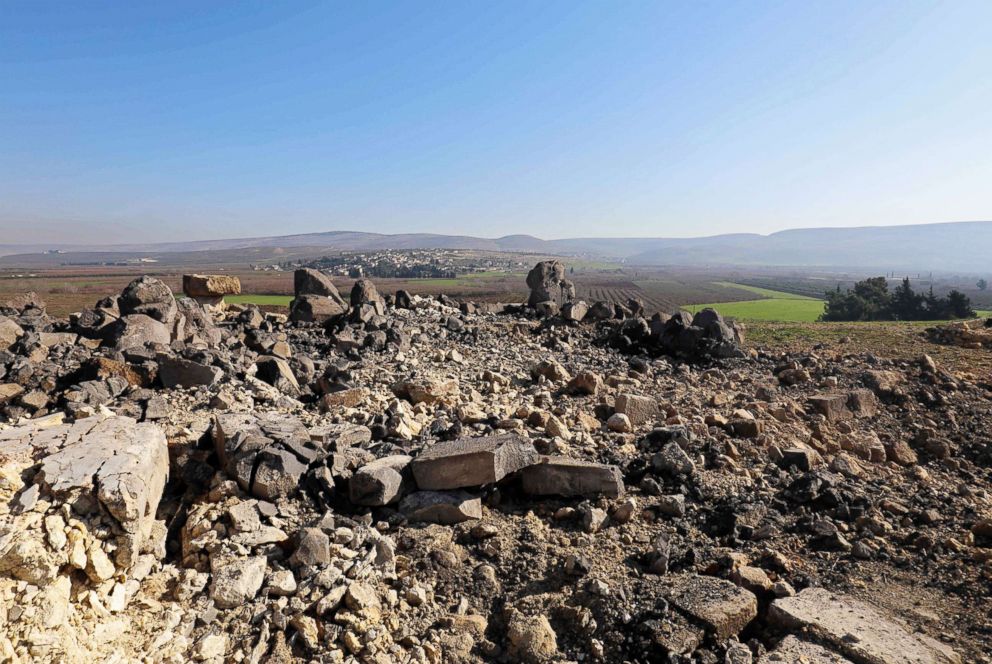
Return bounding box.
[1,221,989,273]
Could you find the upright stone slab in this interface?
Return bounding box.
[769,588,960,664]
[520,456,624,498]
[411,434,539,490]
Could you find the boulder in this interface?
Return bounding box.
[411,434,539,490]
[157,354,223,388]
[615,393,660,425]
[289,294,347,323]
[119,276,177,324]
[0,316,24,350]
[294,268,346,305]
[4,415,169,569]
[109,314,172,351]
[758,636,854,664]
[350,279,384,309]
[526,260,575,309]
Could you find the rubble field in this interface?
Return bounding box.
[0,262,990,664]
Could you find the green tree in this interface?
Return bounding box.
[977,278,988,291]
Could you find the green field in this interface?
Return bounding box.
[227,294,293,306]
[683,282,824,322]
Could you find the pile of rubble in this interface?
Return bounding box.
[1,262,990,663]
[926,318,992,349]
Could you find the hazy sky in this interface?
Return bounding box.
[2,1,991,244]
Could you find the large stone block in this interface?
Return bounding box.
[520,456,624,498]
[182,274,241,298]
[411,434,539,490]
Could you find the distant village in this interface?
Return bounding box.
[252,248,529,279]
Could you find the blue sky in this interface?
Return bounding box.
[2,1,991,243]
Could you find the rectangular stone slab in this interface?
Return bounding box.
[758,636,854,663]
[411,434,539,490]
[662,574,758,640]
[769,588,960,664]
[520,456,624,498]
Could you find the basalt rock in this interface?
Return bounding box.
[526,260,575,309]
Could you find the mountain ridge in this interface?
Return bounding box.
[1,221,989,272]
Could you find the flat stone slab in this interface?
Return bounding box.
[769,588,960,664]
[662,574,758,640]
[182,274,242,298]
[411,434,539,490]
[758,636,855,663]
[520,456,624,498]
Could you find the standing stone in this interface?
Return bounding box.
[294,268,346,303]
[526,261,575,308]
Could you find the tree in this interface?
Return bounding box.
[978,278,988,291]
[890,278,923,320]
[946,290,976,319]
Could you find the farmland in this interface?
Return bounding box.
[683,282,825,322]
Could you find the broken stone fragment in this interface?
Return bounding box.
[662,574,758,640]
[615,393,660,425]
[27,415,169,569]
[399,490,482,524]
[157,354,223,388]
[391,378,460,405]
[757,635,854,663]
[808,394,851,422]
[349,455,412,506]
[110,314,172,351]
[289,528,331,568]
[520,456,624,498]
[209,554,267,609]
[769,587,960,664]
[411,434,539,490]
[252,448,308,500]
[255,355,300,396]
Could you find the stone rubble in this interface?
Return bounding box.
[0,261,985,663]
